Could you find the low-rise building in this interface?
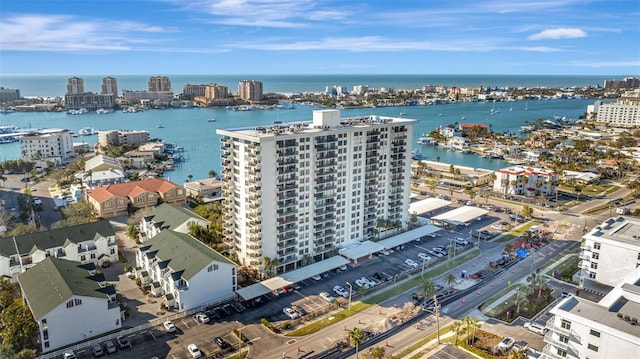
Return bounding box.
[579,216,640,287]
[139,203,209,242]
[413,160,494,188]
[98,129,150,149]
[17,258,121,352]
[183,178,223,202]
[20,128,74,165]
[493,165,558,197]
[86,178,186,218]
[459,123,490,137]
[135,230,237,311]
[0,220,117,278]
[543,267,640,359]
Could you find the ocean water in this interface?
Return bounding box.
[0,97,594,183]
[0,74,617,98]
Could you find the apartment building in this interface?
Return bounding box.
[0,87,20,102]
[183,84,207,98]
[101,76,118,96]
[148,76,172,92]
[579,216,640,287]
[205,83,229,100]
[98,129,149,149]
[139,203,209,242]
[135,230,237,310]
[0,220,117,278]
[67,76,85,95]
[18,258,121,352]
[20,128,74,164]
[237,80,263,102]
[542,267,640,359]
[216,110,414,273]
[65,76,116,110]
[493,165,558,197]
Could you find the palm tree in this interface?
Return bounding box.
[348,327,364,359]
[508,348,528,359]
[418,276,441,343]
[451,320,464,346]
[464,316,481,346]
[187,174,194,182]
[527,272,548,298]
[445,272,457,293]
[514,287,528,313]
[208,169,218,178]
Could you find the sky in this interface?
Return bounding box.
[0,0,639,75]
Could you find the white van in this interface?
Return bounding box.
[524,321,548,335]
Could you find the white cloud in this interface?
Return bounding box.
[0,14,169,52]
[528,28,587,40]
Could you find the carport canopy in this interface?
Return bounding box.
[431,206,488,224]
[378,224,442,249]
[235,256,350,300]
[338,240,384,261]
[409,198,451,215]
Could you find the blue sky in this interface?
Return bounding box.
[1,0,639,75]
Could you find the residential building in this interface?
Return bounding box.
[603,76,640,89]
[0,87,20,103]
[591,90,640,128]
[542,267,640,359]
[122,90,174,104]
[437,125,462,138]
[139,203,209,242]
[67,76,85,95]
[459,123,490,137]
[17,258,121,352]
[65,93,116,111]
[74,168,126,189]
[183,178,224,202]
[98,129,149,149]
[205,83,229,100]
[217,110,414,272]
[0,220,117,278]
[579,216,640,287]
[20,128,74,164]
[412,160,494,188]
[86,178,186,218]
[237,80,263,102]
[85,155,122,172]
[135,230,237,310]
[148,76,172,92]
[182,84,207,98]
[493,165,558,197]
[101,76,118,96]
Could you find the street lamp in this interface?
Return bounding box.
[346,282,353,310]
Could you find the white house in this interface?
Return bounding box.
[17,258,121,352]
[139,203,210,242]
[493,165,558,197]
[135,230,237,311]
[0,220,117,278]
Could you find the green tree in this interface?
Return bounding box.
[527,272,548,298]
[418,275,441,343]
[208,169,218,178]
[0,301,38,351]
[348,327,364,359]
[514,287,528,313]
[521,205,533,219]
[508,348,528,359]
[444,272,457,293]
[363,346,386,359]
[451,320,464,345]
[463,316,481,345]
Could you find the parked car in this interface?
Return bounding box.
[214,336,231,349]
[291,304,307,316]
[361,277,377,287]
[430,250,444,258]
[418,252,432,261]
[405,259,418,268]
[338,264,348,271]
[455,237,469,246]
[62,350,76,359]
[512,341,529,352]
[102,341,117,354]
[116,336,132,349]
[311,274,322,281]
[319,292,336,303]
[33,197,42,205]
[355,278,371,289]
[163,320,177,333]
[498,337,515,351]
[187,344,202,358]
[194,312,210,323]
[91,344,104,357]
[524,321,548,335]
[283,307,299,319]
[334,285,349,298]
[381,249,390,255]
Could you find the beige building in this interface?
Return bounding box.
[183,84,207,98]
[237,80,263,102]
[67,76,84,95]
[0,87,20,103]
[148,76,172,92]
[21,128,74,164]
[184,178,223,202]
[414,160,494,188]
[98,129,149,149]
[493,165,558,197]
[101,76,118,96]
[205,83,229,100]
[590,90,640,128]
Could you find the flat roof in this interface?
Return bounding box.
[378,225,443,249]
[431,206,488,224]
[235,256,349,300]
[339,241,385,260]
[409,198,451,215]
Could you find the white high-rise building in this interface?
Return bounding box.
[217,110,414,273]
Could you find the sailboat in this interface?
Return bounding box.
[509,104,513,111]
[524,102,528,111]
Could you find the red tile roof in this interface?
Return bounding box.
[87,178,181,203]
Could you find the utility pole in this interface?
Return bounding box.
[346,282,353,310]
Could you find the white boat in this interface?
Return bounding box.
[77,127,96,136]
[524,102,528,111]
[207,118,216,122]
[417,137,437,146]
[157,124,164,128]
[520,125,534,133]
[399,112,407,116]
[67,108,88,115]
[96,108,114,114]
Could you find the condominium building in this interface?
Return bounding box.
[493,165,558,197]
[217,110,414,272]
[592,90,640,128]
[0,87,20,102]
[20,128,74,164]
[237,80,263,102]
[148,76,172,92]
[183,84,208,98]
[67,76,85,95]
[579,216,640,287]
[542,267,640,359]
[101,76,118,96]
[98,129,149,149]
[205,83,229,100]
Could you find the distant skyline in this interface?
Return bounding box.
[1,0,639,76]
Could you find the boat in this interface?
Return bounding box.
[77,127,97,136]
[417,137,437,146]
[509,104,513,111]
[0,108,15,114]
[67,108,88,115]
[399,112,407,116]
[207,118,216,122]
[157,125,164,128]
[411,150,423,160]
[122,106,139,113]
[96,108,114,114]
[524,102,528,111]
[520,125,533,133]
[273,120,282,124]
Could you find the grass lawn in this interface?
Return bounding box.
[493,221,542,243]
[548,254,579,283]
[480,284,526,318]
[539,247,579,275]
[286,249,481,337]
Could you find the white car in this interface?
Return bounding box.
[33,197,42,205]
[381,249,390,255]
[524,321,548,335]
[430,250,444,258]
[194,312,210,323]
[455,238,469,246]
[319,291,336,303]
[418,253,432,261]
[498,337,515,351]
[311,274,322,281]
[187,344,202,358]
[338,264,348,271]
[163,320,177,333]
[405,259,418,268]
[283,307,299,319]
[361,276,377,287]
[355,278,371,289]
[62,350,76,359]
[491,225,504,231]
[333,285,349,298]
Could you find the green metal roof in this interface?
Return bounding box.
[17,257,114,319]
[142,231,235,281]
[0,220,115,257]
[144,203,208,232]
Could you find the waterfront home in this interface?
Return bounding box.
[493,165,558,197]
[17,258,121,353]
[135,230,237,311]
[563,170,599,185]
[437,125,462,138]
[183,178,224,202]
[459,123,490,137]
[139,203,209,242]
[86,178,186,218]
[84,155,123,172]
[0,220,117,278]
[412,160,494,188]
